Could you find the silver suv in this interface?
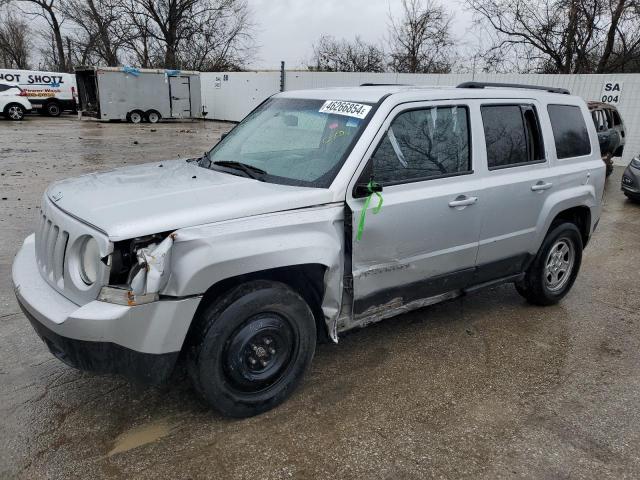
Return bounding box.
[13,82,605,417]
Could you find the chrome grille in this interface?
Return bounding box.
[36,212,69,287]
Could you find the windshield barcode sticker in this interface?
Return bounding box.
[319,100,372,119]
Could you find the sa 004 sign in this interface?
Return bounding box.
[600,81,623,104]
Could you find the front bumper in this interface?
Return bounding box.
[12,234,201,383]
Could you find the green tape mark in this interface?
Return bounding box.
[356,180,383,241]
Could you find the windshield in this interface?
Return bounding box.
[205,97,373,187]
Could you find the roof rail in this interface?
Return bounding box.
[457,81,570,95]
[360,83,410,87]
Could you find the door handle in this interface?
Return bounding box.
[448,195,478,208]
[531,181,553,192]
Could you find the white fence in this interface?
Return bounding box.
[201,71,639,164]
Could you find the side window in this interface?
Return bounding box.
[371,106,471,185]
[592,110,606,131]
[481,104,545,169]
[611,109,622,126]
[0,84,9,92]
[547,104,591,159]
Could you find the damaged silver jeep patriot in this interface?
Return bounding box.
[13,82,605,417]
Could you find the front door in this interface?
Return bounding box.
[169,76,191,118]
[347,102,484,318]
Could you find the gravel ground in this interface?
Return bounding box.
[1,116,639,479]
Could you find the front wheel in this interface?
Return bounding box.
[128,110,143,124]
[187,280,316,418]
[515,222,583,305]
[5,103,25,121]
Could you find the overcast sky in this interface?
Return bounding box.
[248,0,473,69]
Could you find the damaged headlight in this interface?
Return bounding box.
[79,237,100,285]
[99,232,176,306]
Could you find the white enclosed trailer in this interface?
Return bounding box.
[75,67,202,123]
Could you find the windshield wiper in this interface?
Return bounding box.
[212,160,267,181]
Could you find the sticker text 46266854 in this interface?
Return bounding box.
[319,100,372,119]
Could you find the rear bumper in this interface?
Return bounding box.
[12,234,201,383]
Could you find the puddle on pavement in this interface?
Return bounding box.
[108,418,175,456]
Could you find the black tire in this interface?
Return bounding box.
[127,110,143,124]
[145,110,161,124]
[515,222,583,306]
[4,103,25,121]
[187,280,316,418]
[45,101,62,117]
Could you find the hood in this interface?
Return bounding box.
[47,159,335,240]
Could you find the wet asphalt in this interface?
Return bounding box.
[1,116,639,479]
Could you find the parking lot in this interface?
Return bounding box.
[1,116,640,479]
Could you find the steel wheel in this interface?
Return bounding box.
[146,111,160,123]
[222,313,295,393]
[129,111,143,124]
[543,237,575,292]
[46,102,61,116]
[7,105,24,121]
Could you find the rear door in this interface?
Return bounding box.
[475,101,552,281]
[169,76,191,118]
[347,101,484,316]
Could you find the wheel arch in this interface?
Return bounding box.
[535,185,598,254]
[184,264,331,349]
[549,205,591,247]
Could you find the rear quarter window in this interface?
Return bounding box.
[547,105,591,159]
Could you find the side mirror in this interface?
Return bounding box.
[220,132,228,140]
[353,181,382,199]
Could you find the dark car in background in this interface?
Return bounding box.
[622,156,640,202]
[588,101,626,176]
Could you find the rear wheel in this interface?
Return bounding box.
[515,222,583,305]
[187,280,316,418]
[145,110,161,124]
[5,103,25,121]
[46,101,62,117]
[128,110,143,124]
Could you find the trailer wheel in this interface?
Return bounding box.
[128,110,143,124]
[45,101,62,117]
[146,110,161,124]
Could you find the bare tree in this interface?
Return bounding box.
[388,0,456,73]
[62,0,126,66]
[466,0,640,73]
[0,10,32,68]
[124,0,253,70]
[309,35,386,72]
[12,0,67,70]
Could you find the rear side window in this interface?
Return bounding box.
[611,109,622,126]
[481,105,545,169]
[371,106,471,185]
[547,105,591,159]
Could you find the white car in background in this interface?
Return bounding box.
[0,82,33,120]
